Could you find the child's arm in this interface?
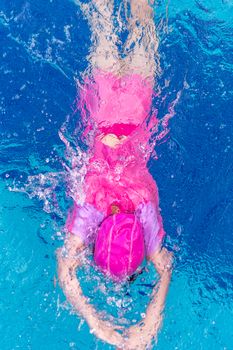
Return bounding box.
[57,234,124,347]
[123,247,173,350]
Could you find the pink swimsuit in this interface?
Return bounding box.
[66,70,165,256]
[79,70,154,127]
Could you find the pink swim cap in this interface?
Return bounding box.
[94,213,145,280]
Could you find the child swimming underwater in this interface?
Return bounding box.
[57,0,173,349]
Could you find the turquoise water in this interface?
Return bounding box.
[1,0,233,349]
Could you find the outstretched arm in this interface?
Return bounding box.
[122,247,173,350]
[57,234,123,347]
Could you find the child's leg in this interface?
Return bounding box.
[122,0,159,79]
[83,0,120,73]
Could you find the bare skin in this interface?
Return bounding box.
[57,234,172,349]
[57,0,172,348]
[57,235,124,347]
[85,0,159,78]
[120,249,172,349]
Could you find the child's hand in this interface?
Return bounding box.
[89,318,124,347]
[122,317,161,350]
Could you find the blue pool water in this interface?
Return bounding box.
[1,0,233,349]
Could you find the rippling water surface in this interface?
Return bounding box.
[0,0,233,349]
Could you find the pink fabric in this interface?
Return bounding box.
[100,123,137,137]
[66,203,104,245]
[94,213,145,280]
[136,202,165,255]
[79,70,153,128]
[84,132,158,215]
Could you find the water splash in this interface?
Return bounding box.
[9,122,91,219]
[7,0,183,220]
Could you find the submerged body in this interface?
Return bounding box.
[66,70,166,279]
[57,1,173,349]
[68,70,165,259]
